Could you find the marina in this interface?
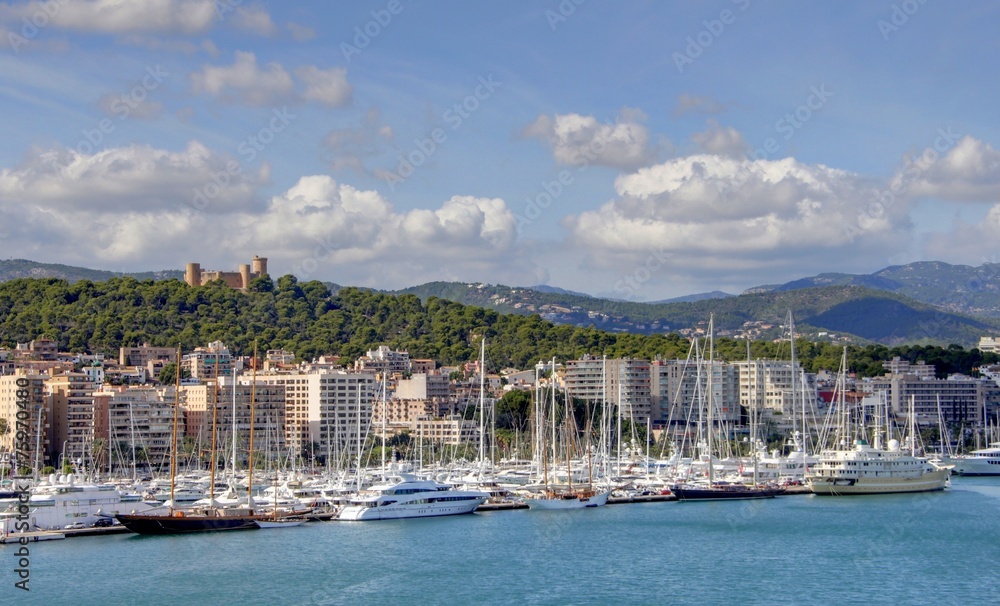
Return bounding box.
[5,476,998,605]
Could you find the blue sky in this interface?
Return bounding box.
[1,1,998,300]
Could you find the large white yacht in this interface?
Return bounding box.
[0,475,156,533]
[338,475,488,521]
[951,445,1000,476]
[807,439,950,495]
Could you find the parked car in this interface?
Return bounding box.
[93,518,115,528]
[64,522,86,529]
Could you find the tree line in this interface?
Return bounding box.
[0,275,996,377]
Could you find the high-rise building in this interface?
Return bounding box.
[0,373,50,471]
[255,370,375,461]
[47,372,95,468]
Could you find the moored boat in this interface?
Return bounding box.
[338,474,487,521]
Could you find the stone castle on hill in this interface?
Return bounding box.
[184,255,267,290]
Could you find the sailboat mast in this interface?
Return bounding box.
[748,338,758,486]
[707,314,715,486]
[788,310,798,456]
[169,347,181,514]
[380,371,387,478]
[478,338,486,469]
[248,341,257,510]
[209,345,220,504]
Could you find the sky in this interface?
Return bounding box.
[0,1,998,301]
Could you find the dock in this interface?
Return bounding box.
[0,530,66,543]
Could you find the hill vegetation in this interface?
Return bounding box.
[0,275,996,378]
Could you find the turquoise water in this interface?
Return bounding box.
[5,478,1000,605]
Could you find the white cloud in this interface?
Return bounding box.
[522,109,656,170]
[191,52,352,108]
[0,141,267,214]
[691,120,747,157]
[295,65,352,108]
[905,136,1000,201]
[191,51,294,106]
[0,0,220,34]
[564,154,910,292]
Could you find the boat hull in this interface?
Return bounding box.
[672,486,779,502]
[115,513,259,534]
[338,499,485,521]
[809,468,950,495]
[524,490,611,510]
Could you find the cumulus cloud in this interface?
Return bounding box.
[522,109,656,170]
[673,93,728,116]
[904,136,1000,201]
[0,142,533,287]
[191,51,294,106]
[691,120,747,157]
[0,142,267,214]
[564,154,910,290]
[294,66,352,108]
[0,0,220,34]
[251,176,517,265]
[191,52,352,107]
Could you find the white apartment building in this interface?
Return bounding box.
[255,371,376,460]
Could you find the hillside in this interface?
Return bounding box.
[0,258,182,282]
[759,261,1000,317]
[0,275,996,378]
[395,282,1000,347]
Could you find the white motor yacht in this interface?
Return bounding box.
[338,475,488,521]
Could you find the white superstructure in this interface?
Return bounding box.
[0,475,156,533]
[807,440,950,495]
[338,475,487,521]
[951,446,1000,476]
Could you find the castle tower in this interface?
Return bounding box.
[252,255,268,277]
[239,264,251,290]
[185,263,201,287]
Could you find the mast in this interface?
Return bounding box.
[748,338,758,486]
[707,314,715,486]
[355,386,362,495]
[477,338,486,471]
[380,371,387,479]
[616,359,622,477]
[565,384,573,495]
[231,355,237,483]
[248,341,257,511]
[208,345,220,506]
[788,310,799,456]
[169,347,181,514]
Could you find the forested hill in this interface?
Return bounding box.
[0,276,996,377]
[0,258,182,282]
[395,282,1000,347]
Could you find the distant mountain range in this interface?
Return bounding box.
[0,258,183,282]
[3,258,999,347]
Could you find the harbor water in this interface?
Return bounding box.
[6,477,1000,605]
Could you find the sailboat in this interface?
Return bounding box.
[116,348,261,534]
[525,357,611,510]
[672,315,779,501]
